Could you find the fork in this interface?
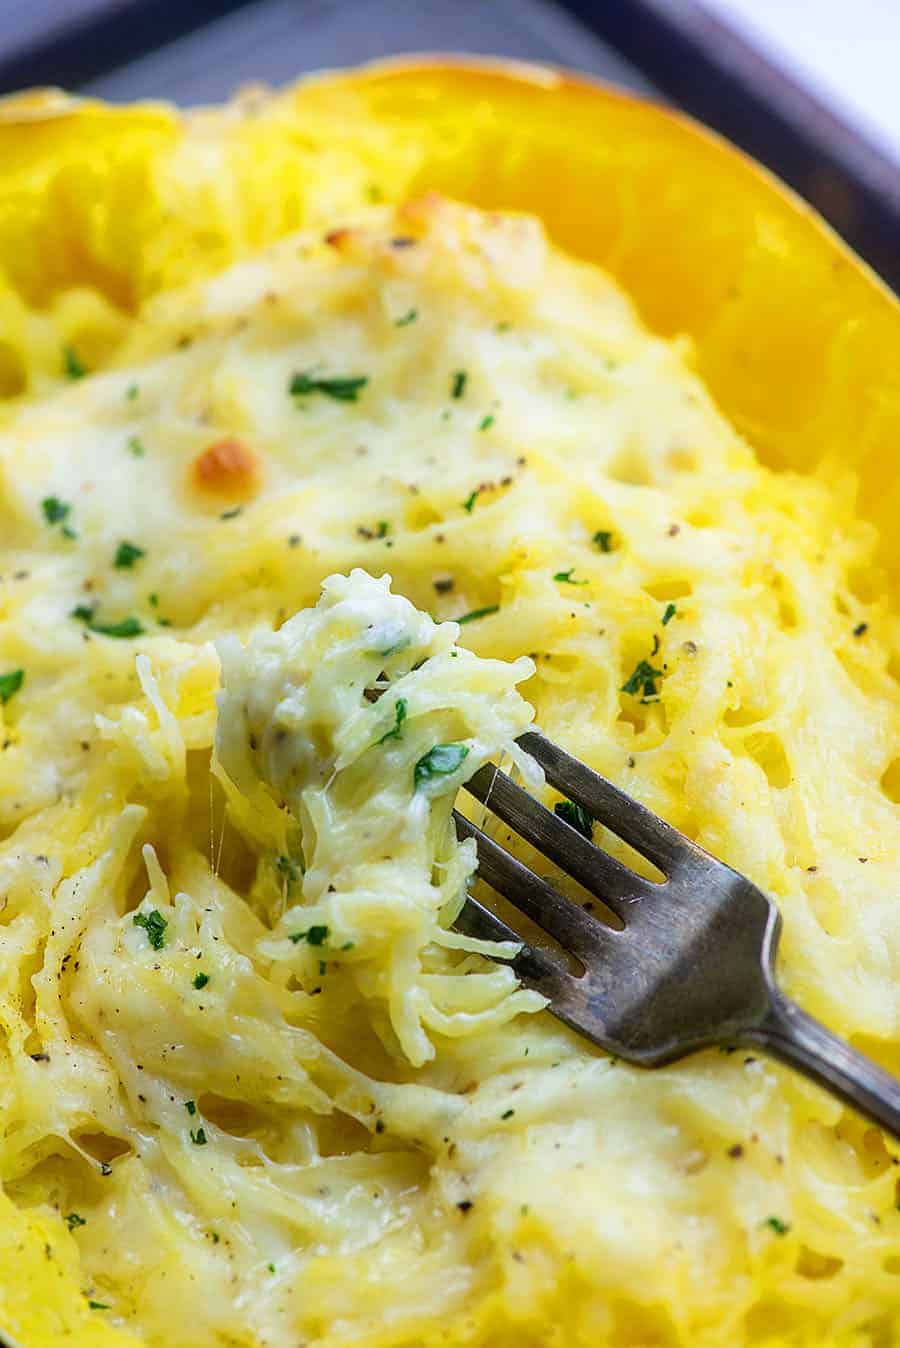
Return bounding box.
[452,730,900,1137]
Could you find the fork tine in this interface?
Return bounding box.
[464,763,652,916]
[454,811,619,961]
[518,730,697,874]
[451,889,576,1003]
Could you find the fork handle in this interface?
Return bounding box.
[747,992,900,1138]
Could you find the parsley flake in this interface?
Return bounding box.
[114,541,145,569]
[289,925,329,947]
[662,602,677,625]
[189,1127,207,1146]
[462,489,479,513]
[553,568,588,585]
[0,670,24,705]
[127,435,145,458]
[63,345,86,380]
[377,697,407,745]
[125,383,139,401]
[554,800,594,839]
[289,371,368,402]
[88,1300,110,1310]
[765,1216,790,1236]
[593,530,614,553]
[395,308,418,326]
[65,1212,87,1231]
[220,506,242,520]
[133,908,167,950]
[479,414,494,431]
[192,972,209,990]
[184,1100,197,1115]
[501,1109,515,1120]
[42,496,71,526]
[414,743,469,794]
[457,605,499,624]
[89,616,144,639]
[621,659,664,702]
[451,370,468,399]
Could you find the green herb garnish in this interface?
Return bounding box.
[114,541,145,569]
[662,602,677,625]
[0,670,24,705]
[88,1301,110,1310]
[220,506,243,520]
[765,1216,790,1236]
[289,371,368,402]
[554,800,593,840]
[192,972,209,990]
[593,530,614,553]
[42,496,71,526]
[501,1109,515,1120]
[189,1127,207,1146]
[184,1100,196,1115]
[378,697,407,745]
[127,435,145,458]
[553,568,588,585]
[462,489,479,514]
[376,520,389,539]
[133,908,167,950]
[89,616,144,639]
[457,605,499,624]
[395,309,418,326]
[414,743,469,794]
[478,414,494,431]
[125,383,139,400]
[451,370,468,399]
[621,659,663,702]
[63,345,86,380]
[65,1213,87,1231]
[289,924,329,947]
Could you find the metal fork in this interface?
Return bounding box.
[453,730,900,1137]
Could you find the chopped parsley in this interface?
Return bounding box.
[554,799,594,840]
[376,520,389,539]
[133,908,167,950]
[220,506,243,520]
[189,1127,207,1146]
[65,1212,87,1231]
[63,345,86,380]
[114,541,145,569]
[42,496,71,526]
[71,604,95,623]
[853,621,868,637]
[462,489,479,513]
[88,1301,110,1310]
[414,743,469,793]
[479,414,494,431]
[593,530,614,553]
[661,602,677,625]
[377,697,407,745]
[451,370,468,399]
[764,1216,790,1236]
[457,605,499,624]
[395,308,418,326]
[0,670,24,705]
[553,568,588,585]
[125,383,139,400]
[89,616,144,639]
[127,435,145,458]
[184,1100,197,1115]
[621,658,663,702]
[501,1109,515,1120]
[276,854,303,891]
[289,924,329,947]
[289,371,369,402]
[267,1262,277,1273]
[192,972,209,990]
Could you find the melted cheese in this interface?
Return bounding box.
[0,195,898,1348]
